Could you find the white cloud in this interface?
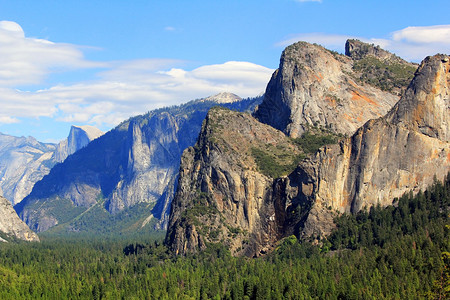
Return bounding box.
[0,116,19,124]
[0,21,104,87]
[391,25,450,45]
[277,25,450,62]
[0,60,273,128]
[383,25,450,61]
[160,61,273,95]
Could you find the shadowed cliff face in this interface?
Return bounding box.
[298,54,450,239]
[254,41,415,138]
[16,107,205,233]
[0,196,39,242]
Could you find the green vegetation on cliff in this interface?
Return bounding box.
[292,129,339,154]
[251,127,340,178]
[251,146,304,178]
[353,56,417,93]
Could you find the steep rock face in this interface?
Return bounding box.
[54,125,104,162]
[16,95,262,233]
[166,107,305,256]
[254,41,414,138]
[16,126,128,232]
[106,111,192,214]
[299,54,450,238]
[0,195,39,242]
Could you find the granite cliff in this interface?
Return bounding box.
[299,54,450,239]
[254,40,416,138]
[54,125,104,163]
[0,195,39,242]
[166,44,448,256]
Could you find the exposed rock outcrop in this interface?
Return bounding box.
[345,39,406,63]
[0,195,39,242]
[202,92,242,104]
[345,39,418,96]
[254,40,415,138]
[0,133,57,206]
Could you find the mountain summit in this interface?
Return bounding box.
[203,92,242,104]
[299,54,450,239]
[253,41,414,138]
[55,125,104,162]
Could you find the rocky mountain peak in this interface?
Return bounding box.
[203,92,242,104]
[16,96,262,234]
[254,41,404,138]
[55,125,104,163]
[298,53,450,239]
[0,124,103,207]
[71,125,104,142]
[166,45,448,256]
[345,39,402,62]
[387,54,450,141]
[0,133,57,205]
[66,125,104,157]
[166,107,305,256]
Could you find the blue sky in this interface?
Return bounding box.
[0,0,449,142]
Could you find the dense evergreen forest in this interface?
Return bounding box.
[0,175,448,299]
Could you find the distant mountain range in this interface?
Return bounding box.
[0,125,103,206]
[15,93,262,235]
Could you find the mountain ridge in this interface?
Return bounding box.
[299,53,450,239]
[15,94,263,234]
